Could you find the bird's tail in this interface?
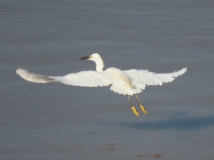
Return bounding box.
[16,68,57,83]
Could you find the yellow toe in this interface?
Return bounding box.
[140,105,148,115]
[131,106,139,117]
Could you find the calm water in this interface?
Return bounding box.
[1,1,214,160]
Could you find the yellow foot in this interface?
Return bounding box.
[140,104,148,115]
[131,106,139,117]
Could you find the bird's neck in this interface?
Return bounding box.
[95,58,104,72]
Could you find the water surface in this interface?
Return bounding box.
[1,1,214,160]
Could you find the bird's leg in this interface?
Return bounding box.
[134,94,148,115]
[126,95,139,117]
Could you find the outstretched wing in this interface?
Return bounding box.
[51,71,110,87]
[16,67,187,95]
[16,68,110,87]
[123,68,187,90]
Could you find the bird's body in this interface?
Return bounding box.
[16,53,187,117]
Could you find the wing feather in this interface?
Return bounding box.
[16,68,110,87]
[124,68,187,89]
[51,71,110,87]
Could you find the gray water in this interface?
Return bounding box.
[1,1,214,160]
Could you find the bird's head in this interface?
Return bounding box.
[81,53,104,72]
[80,53,100,61]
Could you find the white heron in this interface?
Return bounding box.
[16,53,187,117]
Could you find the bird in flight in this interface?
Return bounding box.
[16,53,187,117]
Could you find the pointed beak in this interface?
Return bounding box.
[80,56,90,60]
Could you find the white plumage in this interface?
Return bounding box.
[16,53,187,117]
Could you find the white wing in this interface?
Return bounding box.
[16,67,187,95]
[51,71,110,87]
[123,68,187,90]
[16,68,110,87]
[16,68,57,83]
